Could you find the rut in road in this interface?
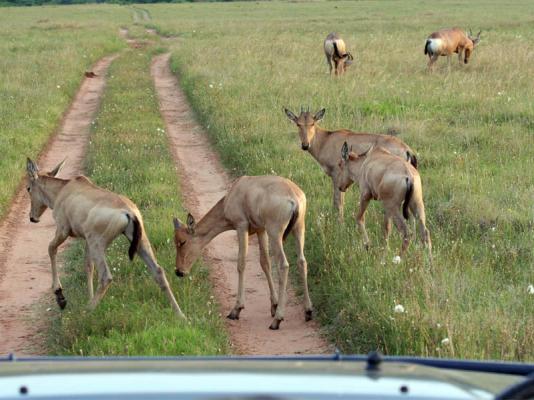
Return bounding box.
[0,55,117,356]
[151,53,331,355]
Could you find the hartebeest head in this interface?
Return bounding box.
[284,107,326,150]
[173,213,200,277]
[26,158,65,223]
[335,141,370,192]
[465,29,482,64]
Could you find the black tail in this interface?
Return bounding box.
[333,41,343,59]
[424,39,431,55]
[283,203,299,241]
[408,151,418,169]
[128,214,141,261]
[403,178,413,220]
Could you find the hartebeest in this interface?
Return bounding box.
[25,158,184,317]
[324,32,354,75]
[335,143,431,259]
[284,107,417,220]
[424,28,481,71]
[173,175,312,330]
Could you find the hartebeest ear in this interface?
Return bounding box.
[284,108,298,123]
[341,141,350,161]
[173,217,182,230]
[314,108,326,122]
[48,158,66,177]
[26,158,39,180]
[186,213,196,234]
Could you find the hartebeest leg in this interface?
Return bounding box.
[391,210,410,256]
[257,230,278,317]
[228,228,248,320]
[325,54,333,74]
[411,204,432,263]
[332,180,345,221]
[138,241,185,318]
[269,234,289,330]
[356,192,372,250]
[293,220,313,322]
[458,50,463,65]
[427,54,438,72]
[383,211,393,249]
[48,228,69,309]
[87,242,113,310]
[447,55,452,72]
[84,243,94,300]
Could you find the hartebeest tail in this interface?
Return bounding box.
[402,178,414,220]
[173,175,312,330]
[127,214,141,261]
[335,143,432,260]
[25,158,185,318]
[284,107,418,220]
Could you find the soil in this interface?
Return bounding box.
[0,55,116,356]
[151,53,331,355]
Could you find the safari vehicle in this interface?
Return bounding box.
[1,352,533,400]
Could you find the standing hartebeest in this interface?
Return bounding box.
[335,143,432,260]
[284,107,417,220]
[25,158,185,317]
[173,175,312,330]
[424,28,481,71]
[324,32,354,76]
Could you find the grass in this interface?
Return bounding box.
[142,0,534,360]
[0,4,126,219]
[47,42,230,355]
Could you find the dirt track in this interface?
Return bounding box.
[151,53,330,355]
[0,56,116,355]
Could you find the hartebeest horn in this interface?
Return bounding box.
[48,158,66,177]
[26,158,39,179]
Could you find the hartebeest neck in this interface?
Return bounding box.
[307,126,330,161]
[38,176,69,209]
[192,198,234,252]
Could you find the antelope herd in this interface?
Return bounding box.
[22,27,481,329]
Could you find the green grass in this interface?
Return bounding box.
[0,5,126,219]
[143,0,534,360]
[47,43,229,356]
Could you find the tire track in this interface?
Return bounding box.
[152,53,330,355]
[0,55,117,355]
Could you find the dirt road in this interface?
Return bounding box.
[151,53,330,355]
[0,56,116,355]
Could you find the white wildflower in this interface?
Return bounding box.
[209,84,214,88]
[436,323,441,328]
[528,284,534,294]
[56,85,61,89]
[392,255,401,264]
[394,304,405,313]
[441,337,450,345]
[46,307,52,312]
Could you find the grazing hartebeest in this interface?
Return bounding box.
[25,158,185,318]
[284,107,417,220]
[173,175,312,330]
[335,143,432,259]
[424,28,481,71]
[324,32,354,75]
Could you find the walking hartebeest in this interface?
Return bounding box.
[25,158,184,317]
[424,28,481,71]
[173,175,312,330]
[324,33,353,75]
[335,143,432,259]
[284,107,417,220]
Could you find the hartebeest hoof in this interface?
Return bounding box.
[305,309,313,321]
[271,303,278,317]
[269,318,282,330]
[227,306,244,320]
[54,288,67,309]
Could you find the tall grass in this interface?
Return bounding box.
[47,44,229,355]
[0,5,127,218]
[146,0,534,360]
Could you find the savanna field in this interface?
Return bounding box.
[0,1,533,360]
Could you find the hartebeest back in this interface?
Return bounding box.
[25,158,184,317]
[284,107,417,220]
[324,32,354,76]
[335,143,432,260]
[173,175,312,330]
[424,28,481,71]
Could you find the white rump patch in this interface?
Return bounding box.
[427,39,443,55]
